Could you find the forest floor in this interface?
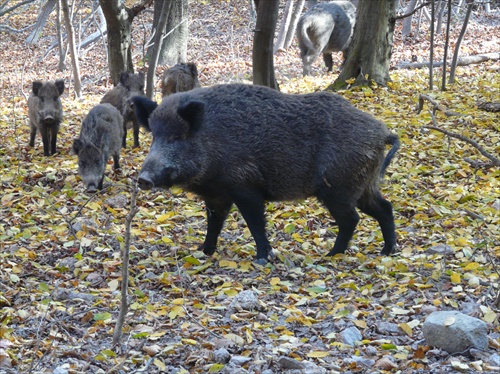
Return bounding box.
[0,1,499,373]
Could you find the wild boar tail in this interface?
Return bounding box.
[380,133,400,179]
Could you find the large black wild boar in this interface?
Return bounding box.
[28,79,65,156]
[132,84,399,264]
[73,104,124,193]
[100,71,145,148]
[161,62,201,97]
[297,1,356,76]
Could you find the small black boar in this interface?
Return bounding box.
[297,1,356,76]
[132,84,399,264]
[100,71,145,148]
[161,62,201,97]
[73,104,124,193]
[28,79,65,156]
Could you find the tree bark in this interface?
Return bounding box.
[146,1,173,98]
[99,0,152,85]
[274,0,294,53]
[449,1,473,84]
[252,0,279,89]
[284,0,305,49]
[394,52,500,70]
[61,0,81,98]
[25,0,56,44]
[402,0,418,36]
[149,0,188,66]
[331,0,398,89]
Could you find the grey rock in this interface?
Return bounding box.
[230,356,252,366]
[470,349,500,366]
[426,244,454,255]
[230,290,259,311]
[104,194,128,209]
[377,321,400,335]
[422,311,488,354]
[213,348,231,364]
[340,326,363,346]
[278,356,304,369]
[344,355,375,368]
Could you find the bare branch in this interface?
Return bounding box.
[417,94,463,116]
[0,0,35,17]
[392,1,431,21]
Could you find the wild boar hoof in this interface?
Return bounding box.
[199,244,215,256]
[254,258,268,266]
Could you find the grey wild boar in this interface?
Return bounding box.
[28,79,65,156]
[132,84,399,264]
[100,71,145,148]
[73,104,124,193]
[297,1,356,76]
[161,62,201,97]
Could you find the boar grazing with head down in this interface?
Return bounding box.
[132,84,399,264]
[73,104,124,193]
[100,71,146,148]
[161,62,201,97]
[28,79,65,156]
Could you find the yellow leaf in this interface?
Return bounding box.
[463,262,480,271]
[108,279,119,291]
[156,212,174,223]
[162,236,173,244]
[398,322,413,336]
[270,277,280,286]
[307,351,329,358]
[219,260,237,268]
[450,272,461,284]
[353,319,367,329]
[154,358,166,371]
[181,338,197,345]
[224,333,244,346]
[172,298,185,305]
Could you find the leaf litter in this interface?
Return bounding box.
[0,1,499,373]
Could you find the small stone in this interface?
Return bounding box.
[340,326,363,346]
[230,356,252,366]
[426,244,454,255]
[278,356,304,369]
[376,321,400,335]
[104,194,128,209]
[230,290,259,311]
[213,348,231,364]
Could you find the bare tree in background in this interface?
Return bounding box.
[253,0,280,89]
[60,0,81,98]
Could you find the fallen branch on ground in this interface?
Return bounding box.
[394,52,499,70]
[417,94,462,117]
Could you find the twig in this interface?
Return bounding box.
[392,1,431,21]
[423,124,500,167]
[417,94,462,116]
[113,183,139,346]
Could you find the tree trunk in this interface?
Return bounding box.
[149,0,188,66]
[61,0,81,98]
[25,0,56,44]
[284,0,305,49]
[146,1,173,98]
[441,0,452,90]
[274,0,294,53]
[429,0,435,90]
[402,0,418,36]
[252,0,279,89]
[331,0,398,89]
[449,2,473,84]
[99,0,134,85]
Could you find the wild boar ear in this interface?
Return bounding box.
[72,138,82,155]
[119,72,130,86]
[55,79,65,96]
[32,81,43,96]
[132,96,157,132]
[178,100,205,133]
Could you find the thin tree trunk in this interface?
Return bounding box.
[146,1,172,98]
[25,0,56,44]
[402,0,418,36]
[61,0,81,98]
[284,0,305,49]
[252,0,279,89]
[441,0,452,90]
[429,0,435,90]
[274,0,294,53]
[449,2,473,83]
[56,0,66,72]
